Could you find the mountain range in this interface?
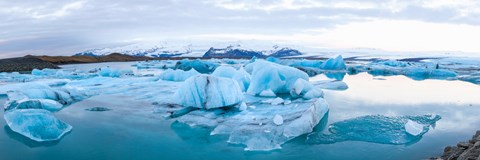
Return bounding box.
[75,42,304,58]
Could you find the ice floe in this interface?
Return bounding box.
[306,115,441,145]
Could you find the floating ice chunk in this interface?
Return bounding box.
[159,69,200,81]
[405,68,457,80]
[259,89,276,97]
[306,115,441,145]
[273,114,284,126]
[211,66,237,78]
[32,68,59,76]
[239,102,247,111]
[245,60,309,96]
[175,59,219,74]
[291,79,324,99]
[270,97,284,105]
[379,60,410,67]
[173,75,244,109]
[4,109,72,142]
[320,55,346,70]
[98,67,132,77]
[405,120,424,136]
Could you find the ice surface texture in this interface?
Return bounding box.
[245,60,310,96]
[171,98,330,151]
[172,75,244,109]
[4,109,72,142]
[306,115,441,145]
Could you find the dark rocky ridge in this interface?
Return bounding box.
[0,56,59,72]
[431,131,480,160]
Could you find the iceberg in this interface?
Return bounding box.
[31,68,59,76]
[320,55,346,70]
[306,115,441,145]
[175,59,219,74]
[159,69,200,82]
[4,109,72,142]
[172,75,244,109]
[245,60,309,96]
[98,67,132,77]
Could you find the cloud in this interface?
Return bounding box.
[32,1,86,19]
[1,0,480,58]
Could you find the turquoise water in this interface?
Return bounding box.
[1,62,480,160]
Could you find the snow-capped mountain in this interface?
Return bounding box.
[202,44,302,58]
[75,42,197,58]
[75,41,305,58]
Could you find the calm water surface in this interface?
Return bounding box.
[0,62,479,160]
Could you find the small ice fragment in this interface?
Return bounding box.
[248,105,256,109]
[405,120,424,136]
[284,100,292,105]
[85,107,111,112]
[239,102,247,111]
[271,97,284,105]
[273,114,284,126]
[259,89,276,97]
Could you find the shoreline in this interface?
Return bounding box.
[431,131,480,160]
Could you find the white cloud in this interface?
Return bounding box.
[32,1,86,19]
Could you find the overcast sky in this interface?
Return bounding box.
[1,0,480,58]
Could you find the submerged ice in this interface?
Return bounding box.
[306,115,441,145]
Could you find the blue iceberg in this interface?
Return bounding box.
[4,109,72,142]
[172,75,244,109]
[245,60,309,97]
[320,55,346,70]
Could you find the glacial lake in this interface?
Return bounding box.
[0,62,479,160]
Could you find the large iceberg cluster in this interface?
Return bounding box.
[161,59,330,150]
[5,54,476,151]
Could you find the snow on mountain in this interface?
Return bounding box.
[75,42,198,58]
[202,44,303,58]
[75,41,306,58]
